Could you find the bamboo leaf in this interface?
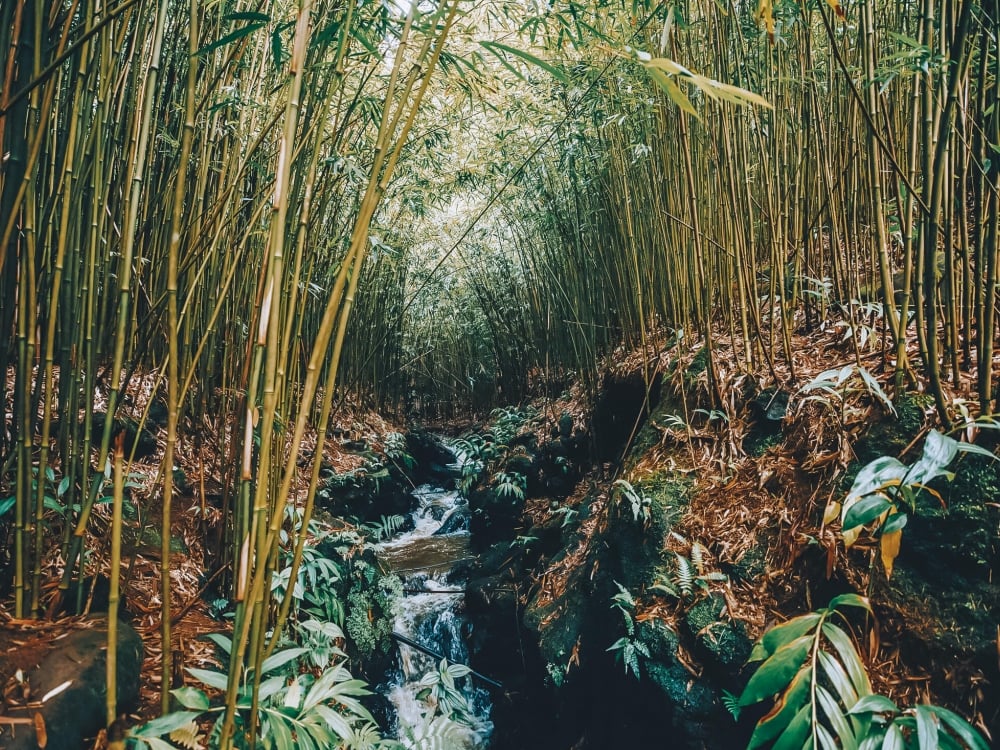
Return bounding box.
[195,24,266,57]
[479,41,568,83]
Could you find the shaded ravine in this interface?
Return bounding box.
[377,482,494,746]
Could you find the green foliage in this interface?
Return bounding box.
[650,536,728,602]
[414,659,479,726]
[383,432,416,472]
[607,582,650,678]
[798,364,896,417]
[130,643,382,750]
[492,470,526,501]
[739,594,989,750]
[344,568,402,659]
[361,514,408,542]
[828,430,996,577]
[613,479,652,524]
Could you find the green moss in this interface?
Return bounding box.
[743,430,783,458]
[686,346,709,378]
[684,594,751,669]
[853,391,928,465]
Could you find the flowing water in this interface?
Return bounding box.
[377,483,494,747]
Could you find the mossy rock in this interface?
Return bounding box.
[640,621,714,717]
[608,474,689,591]
[852,391,928,465]
[684,593,752,672]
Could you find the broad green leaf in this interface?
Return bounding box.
[313,703,354,738]
[261,646,308,674]
[747,666,812,749]
[816,684,858,750]
[773,702,812,750]
[269,712,294,750]
[739,635,812,706]
[57,476,71,497]
[170,686,209,710]
[283,675,303,710]
[0,497,14,517]
[926,706,991,750]
[751,613,822,662]
[846,457,908,501]
[882,513,908,534]
[828,594,872,613]
[883,722,905,750]
[954,441,998,461]
[816,722,841,750]
[133,711,204,737]
[908,431,958,485]
[203,632,233,654]
[849,695,898,714]
[818,650,859,708]
[843,495,892,531]
[186,667,230,690]
[822,623,871,697]
[914,705,939,750]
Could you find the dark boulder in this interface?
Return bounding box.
[0,617,144,750]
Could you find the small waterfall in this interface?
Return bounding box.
[377,483,493,747]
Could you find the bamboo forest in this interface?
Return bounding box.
[1,0,999,748]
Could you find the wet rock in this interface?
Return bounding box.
[0,618,143,750]
[88,412,159,459]
[435,506,471,535]
[684,594,752,674]
[405,430,460,483]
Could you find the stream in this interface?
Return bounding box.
[377,482,494,747]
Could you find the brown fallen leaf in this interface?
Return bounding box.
[33,711,47,748]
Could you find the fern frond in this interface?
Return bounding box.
[169,721,203,750]
[674,553,694,598]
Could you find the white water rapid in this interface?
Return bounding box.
[377,483,494,748]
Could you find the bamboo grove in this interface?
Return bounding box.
[1,0,999,743]
[380,0,999,420]
[0,0,464,737]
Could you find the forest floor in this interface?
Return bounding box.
[1,301,997,747]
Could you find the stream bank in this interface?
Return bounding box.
[448,358,999,748]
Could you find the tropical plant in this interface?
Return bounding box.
[607,582,650,679]
[826,430,996,577]
[738,594,988,750]
[613,479,652,524]
[130,640,379,750]
[650,536,728,602]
